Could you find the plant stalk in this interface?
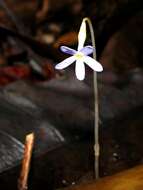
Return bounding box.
[83,17,100,180]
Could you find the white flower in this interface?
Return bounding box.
[55,21,103,80]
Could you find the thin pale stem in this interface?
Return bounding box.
[83,17,100,179]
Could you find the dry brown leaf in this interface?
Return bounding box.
[54,31,78,48]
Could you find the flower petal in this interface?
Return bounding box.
[75,60,85,80]
[80,46,93,55]
[83,56,103,72]
[60,46,77,55]
[77,20,86,51]
[55,56,76,70]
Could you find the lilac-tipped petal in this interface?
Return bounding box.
[60,46,77,55]
[55,56,76,70]
[75,60,85,80]
[84,56,103,72]
[80,46,93,55]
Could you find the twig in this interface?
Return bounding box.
[18,133,34,190]
[36,0,49,21]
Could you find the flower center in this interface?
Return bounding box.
[74,52,84,60]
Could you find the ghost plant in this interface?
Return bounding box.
[55,17,103,179]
